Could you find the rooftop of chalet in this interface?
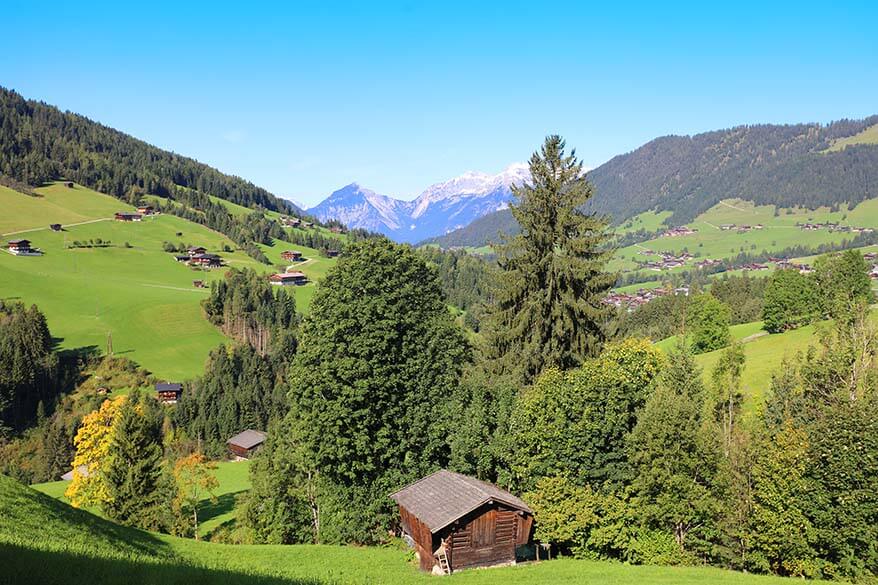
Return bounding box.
[227,429,267,450]
[390,470,532,533]
[155,382,182,392]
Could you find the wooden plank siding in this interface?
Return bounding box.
[399,505,436,572]
[440,504,529,571]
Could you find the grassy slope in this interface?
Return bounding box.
[0,184,337,378]
[2,474,831,585]
[825,123,878,152]
[0,182,127,234]
[456,196,878,281]
[615,210,674,235]
[654,313,878,417]
[610,198,878,274]
[32,461,251,539]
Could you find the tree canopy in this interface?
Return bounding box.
[248,238,471,543]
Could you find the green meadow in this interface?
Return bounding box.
[3,474,834,585]
[33,460,251,539]
[0,182,125,234]
[655,310,878,417]
[0,184,337,380]
[615,210,673,234]
[824,123,878,152]
[608,198,878,274]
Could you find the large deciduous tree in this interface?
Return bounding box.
[503,338,665,491]
[626,347,719,556]
[263,238,470,543]
[812,249,872,323]
[686,294,731,354]
[762,269,820,333]
[65,396,125,508]
[487,135,615,383]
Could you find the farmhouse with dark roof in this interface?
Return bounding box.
[155,382,183,404]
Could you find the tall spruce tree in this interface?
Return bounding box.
[103,390,169,530]
[487,135,615,383]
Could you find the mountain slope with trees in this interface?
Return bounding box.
[425,117,878,248]
[0,86,298,215]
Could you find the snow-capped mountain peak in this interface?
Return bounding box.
[410,163,529,219]
[308,183,408,233]
[307,163,530,243]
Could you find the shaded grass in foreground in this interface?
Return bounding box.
[0,542,319,585]
[2,474,835,585]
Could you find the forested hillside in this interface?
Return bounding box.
[0,87,298,214]
[425,116,878,247]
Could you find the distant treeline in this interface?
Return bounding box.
[417,246,495,329]
[171,269,301,457]
[0,86,296,213]
[0,86,365,264]
[201,268,299,356]
[0,301,62,433]
[615,230,878,289]
[173,344,289,459]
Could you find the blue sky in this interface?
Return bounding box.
[3,1,876,206]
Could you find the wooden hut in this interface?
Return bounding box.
[114,212,142,222]
[227,429,267,459]
[390,470,533,574]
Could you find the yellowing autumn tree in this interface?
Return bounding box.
[173,452,218,539]
[64,396,125,507]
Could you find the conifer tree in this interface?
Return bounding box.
[103,390,169,530]
[487,135,615,383]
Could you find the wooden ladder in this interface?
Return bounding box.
[436,546,451,575]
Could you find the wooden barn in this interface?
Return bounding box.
[227,429,267,459]
[155,382,183,404]
[7,239,31,254]
[280,250,303,262]
[390,470,534,574]
[114,212,142,222]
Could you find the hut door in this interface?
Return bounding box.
[471,509,496,547]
